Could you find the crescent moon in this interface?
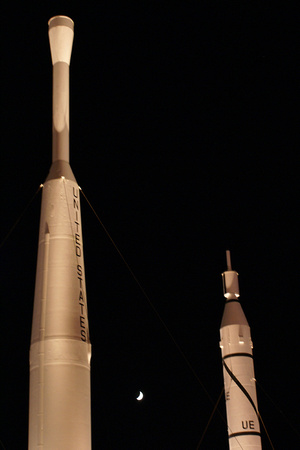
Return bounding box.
[136,391,143,401]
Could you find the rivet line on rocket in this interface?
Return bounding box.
[37,230,50,446]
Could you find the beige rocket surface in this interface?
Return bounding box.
[29,16,91,449]
[220,251,261,449]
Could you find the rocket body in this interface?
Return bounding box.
[219,253,261,449]
[28,17,91,449]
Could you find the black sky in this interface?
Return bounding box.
[1,2,299,449]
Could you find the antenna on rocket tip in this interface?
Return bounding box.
[226,250,232,271]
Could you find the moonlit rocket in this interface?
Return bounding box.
[29,17,91,449]
[219,251,261,449]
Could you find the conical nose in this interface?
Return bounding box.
[48,16,74,65]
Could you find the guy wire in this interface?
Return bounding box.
[80,188,227,430]
[0,184,43,250]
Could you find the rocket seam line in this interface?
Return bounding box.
[31,362,91,368]
[229,431,261,439]
[223,353,253,360]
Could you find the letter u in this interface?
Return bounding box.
[242,421,248,430]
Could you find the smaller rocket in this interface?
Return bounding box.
[219,251,262,449]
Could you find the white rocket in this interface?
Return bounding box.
[29,17,91,449]
[219,251,261,449]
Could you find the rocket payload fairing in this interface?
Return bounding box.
[29,17,91,449]
[220,251,262,449]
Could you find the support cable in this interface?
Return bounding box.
[257,380,300,441]
[80,189,226,421]
[223,360,275,450]
[196,387,225,449]
[0,184,43,250]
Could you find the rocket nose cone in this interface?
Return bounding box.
[48,16,74,65]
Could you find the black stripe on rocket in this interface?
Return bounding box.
[222,358,261,438]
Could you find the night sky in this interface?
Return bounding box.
[1,2,299,449]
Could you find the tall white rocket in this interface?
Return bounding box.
[29,16,91,449]
[219,251,261,449]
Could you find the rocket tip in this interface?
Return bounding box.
[48,16,74,65]
[222,250,240,299]
[48,15,74,30]
[226,250,232,271]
